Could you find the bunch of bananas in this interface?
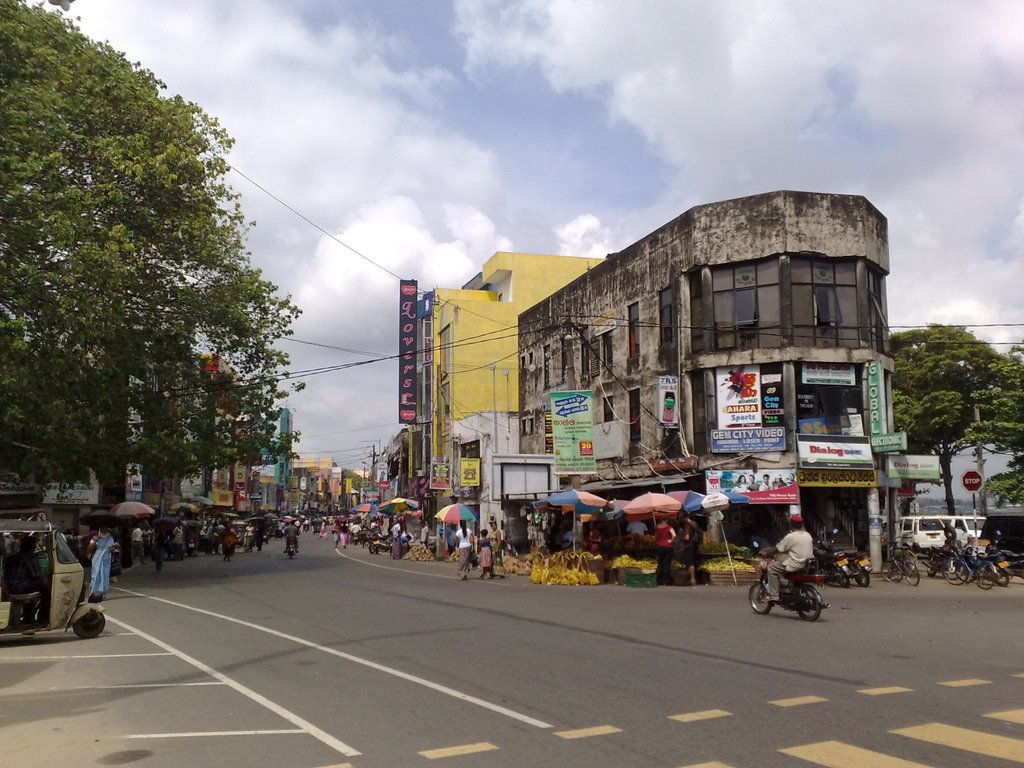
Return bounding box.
[530,550,600,586]
[609,554,658,569]
[700,557,755,572]
[403,545,437,562]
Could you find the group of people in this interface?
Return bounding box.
[452,517,506,580]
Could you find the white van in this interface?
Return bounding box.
[897,516,947,550]
[944,516,983,545]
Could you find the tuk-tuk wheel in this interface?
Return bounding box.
[72,611,105,639]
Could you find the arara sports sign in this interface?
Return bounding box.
[796,435,874,470]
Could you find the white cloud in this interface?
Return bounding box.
[555,214,613,259]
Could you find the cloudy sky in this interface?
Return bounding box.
[65,0,1024,481]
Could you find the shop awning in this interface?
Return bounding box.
[579,476,694,493]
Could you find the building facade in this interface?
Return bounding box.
[518,191,894,554]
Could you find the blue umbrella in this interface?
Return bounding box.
[669,489,749,514]
[542,489,607,513]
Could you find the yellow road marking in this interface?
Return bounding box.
[858,686,913,696]
[318,764,354,768]
[988,709,1024,724]
[781,740,933,767]
[769,695,828,707]
[679,762,735,768]
[1014,673,1024,679]
[893,723,1024,762]
[668,709,732,723]
[418,742,499,760]
[554,725,622,739]
[938,678,991,687]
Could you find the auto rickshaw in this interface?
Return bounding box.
[0,520,105,639]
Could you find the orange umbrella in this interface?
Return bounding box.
[622,492,681,518]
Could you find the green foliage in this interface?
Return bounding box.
[0,1,300,487]
[890,325,1001,513]
[973,347,1024,506]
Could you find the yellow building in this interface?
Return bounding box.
[427,251,603,516]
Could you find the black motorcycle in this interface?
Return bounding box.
[812,530,851,588]
[749,544,829,622]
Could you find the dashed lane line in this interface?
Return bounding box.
[893,723,1024,762]
[858,686,914,696]
[105,615,361,758]
[668,709,732,723]
[114,587,553,729]
[768,695,829,707]
[988,708,1024,725]
[554,725,622,739]
[938,678,991,687]
[418,742,499,760]
[780,740,934,767]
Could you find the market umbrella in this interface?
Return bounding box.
[353,502,373,514]
[541,490,607,551]
[378,497,420,516]
[622,492,681,517]
[110,501,156,519]
[435,503,478,524]
[81,510,121,528]
[698,492,749,585]
[151,516,179,532]
[185,495,215,507]
[170,502,200,515]
[668,490,710,515]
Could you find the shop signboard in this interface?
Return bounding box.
[760,364,784,427]
[797,435,874,469]
[801,362,857,386]
[865,361,887,437]
[397,279,418,424]
[887,454,941,481]
[213,488,233,506]
[706,468,799,504]
[871,432,907,453]
[709,427,786,453]
[550,391,597,474]
[657,376,679,428]
[460,458,480,487]
[796,468,878,488]
[716,365,761,429]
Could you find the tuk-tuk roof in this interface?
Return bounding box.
[0,520,58,533]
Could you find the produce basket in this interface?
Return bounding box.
[616,566,641,585]
[624,572,657,588]
[703,570,758,586]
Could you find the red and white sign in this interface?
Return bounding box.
[961,470,983,492]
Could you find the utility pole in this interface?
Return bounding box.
[975,405,987,517]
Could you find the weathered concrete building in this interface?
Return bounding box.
[518,190,895,552]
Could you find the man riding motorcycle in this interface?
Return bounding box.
[283,522,300,554]
[762,514,814,601]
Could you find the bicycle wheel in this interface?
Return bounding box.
[903,558,921,586]
[882,557,903,583]
[943,559,968,585]
[976,563,996,590]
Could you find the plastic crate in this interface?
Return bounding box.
[624,572,657,588]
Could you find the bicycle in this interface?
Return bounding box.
[882,543,920,585]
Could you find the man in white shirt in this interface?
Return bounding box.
[765,515,814,600]
[625,519,649,536]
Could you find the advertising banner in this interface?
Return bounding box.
[705,468,799,504]
[398,279,418,424]
[429,461,450,491]
[550,391,597,474]
[657,375,679,428]
[796,435,874,469]
[760,363,784,427]
[796,468,878,488]
[886,454,941,481]
[865,360,887,437]
[709,427,786,453]
[716,365,761,429]
[871,432,907,453]
[801,362,857,386]
[460,458,480,487]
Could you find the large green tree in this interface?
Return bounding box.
[973,347,1024,506]
[0,1,300,489]
[890,325,1001,513]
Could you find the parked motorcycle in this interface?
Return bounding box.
[813,531,851,588]
[846,548,871,587]
[367,534,390,555]
[748,542,829,622]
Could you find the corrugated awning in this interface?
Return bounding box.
[579,475,695,493]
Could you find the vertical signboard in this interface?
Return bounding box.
[550,391,597,474]
[657,376,679,428]
[398,280,418,424]
[716,365,761,428]
[760,363,784,427]
[865,361,886,437]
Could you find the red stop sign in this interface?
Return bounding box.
[962,470,983,492]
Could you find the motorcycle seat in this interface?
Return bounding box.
[787,572,825,584]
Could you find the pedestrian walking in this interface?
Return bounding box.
[131,524,147,566]
[243,524,255,552]
[254,524,264,552]
[88,527,116,602]
[477,528,494,578]
[487,517,506,578]
[654,517,677,586]
[340,521,350,548]
[222,526,237,561]
[455,520,475,580]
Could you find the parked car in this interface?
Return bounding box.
[897,516,947,550]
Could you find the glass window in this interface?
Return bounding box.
[689,272,705,353]
[734,288,756,326]
[711,258,781,350]
[659,287,674,344]
[628,388,641,443]
[627,302,640,359]
[792,257,861,347]
[601,332,613,369]
[603,396,614,423]
[55,533,77,565]
[835,260,856,285]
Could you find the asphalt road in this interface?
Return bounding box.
[3,537,1024,768]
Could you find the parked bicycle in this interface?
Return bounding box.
[882,543,920,585]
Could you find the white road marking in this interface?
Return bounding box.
[127,729,304,739]
[334,548,515,585]
[114,586,553,729]
[106,616,361,758]
[0,652,171,661]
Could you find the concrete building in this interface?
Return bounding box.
[408,251,603,523]
[518,191,895,558]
